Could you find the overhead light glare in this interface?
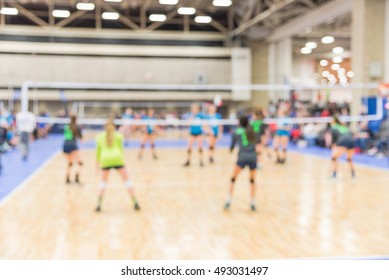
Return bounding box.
[178,7,196,15]
[195,16,212,24]
[321,36,335,44]
[159,0,179,4]
[0,7,18,15]
[305,42,317,49]
[52,10,70,18]
[76,3,95,11]
[300,47,312,54]
[102,12,120,20]
[212,0,232,7]
[149,14,167,22]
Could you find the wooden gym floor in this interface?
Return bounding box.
[0,147,389,259]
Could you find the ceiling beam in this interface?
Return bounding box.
[147,9,178,31]
[299,0,317,9]
[102,3,140,30]
[56,10,88,28]
[197,10,227,34]
[9,2,48,27]
[230,0,298,37]
[267,0,352,42]
[140,0,152,29]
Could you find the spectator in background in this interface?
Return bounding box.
[0,121,7,174]
[367,117,389,158]
[37,111,50,139]
[355,121,373,152]
[16,110,36,161]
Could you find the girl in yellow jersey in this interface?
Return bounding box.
[95,119,140,212]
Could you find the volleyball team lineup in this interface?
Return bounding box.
[60,100,359,213]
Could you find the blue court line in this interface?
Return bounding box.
[0,135,62,203]
[1,135,388,204]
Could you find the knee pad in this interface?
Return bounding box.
[78,161,83,166]
[187,149,192,154]
[250,179,255,184]
[331,157,336,162]
[347,158,352,162]
[231,178,236,183]
[68,162,73,167]
[151,144,155,148]
[282,148,287,153]
[209,146,214,151]
[125,180,133,189]
[140,144,145,149]
[98,182,107,190]
[199,148,203,154]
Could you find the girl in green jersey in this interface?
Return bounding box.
[95,119,140,212]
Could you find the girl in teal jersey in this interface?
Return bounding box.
[273,110,291,164]
[205,104,222,164]
[138,108,159,160]
[183,103,205,167]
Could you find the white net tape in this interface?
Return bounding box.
[23,81,383,126]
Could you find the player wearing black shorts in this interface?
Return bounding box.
[330,116,356,178]
[225,115,258,211]
[63,115,83,184]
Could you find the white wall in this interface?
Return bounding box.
[291,57,316,85]
[0,41,231,85]
[231,47,251,101]
[0,54,230,85]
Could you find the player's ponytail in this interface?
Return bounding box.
[69,115,78,138]
[239,115,255,144]
[105,118,115,147]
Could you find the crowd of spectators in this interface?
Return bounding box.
[264,99,388,158]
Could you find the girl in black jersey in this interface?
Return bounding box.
[225,115,258,211]
[330,116,356,178]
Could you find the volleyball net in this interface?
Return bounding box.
[1,81,385,128]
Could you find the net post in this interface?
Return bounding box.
[21,82,30,112]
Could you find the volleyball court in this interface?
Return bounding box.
[0,82,388,259]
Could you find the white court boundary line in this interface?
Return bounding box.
[0,150,60,208]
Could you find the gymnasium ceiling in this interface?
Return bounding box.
[0,0,347,37]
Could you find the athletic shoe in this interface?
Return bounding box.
[66,176,71,184]
[95,206,101,212]
[200,161,204,167]
[209,157,214,164]
[183,161,190,167]
[134,203,141,211]
[251,204,256,211]
[224,202,230,210]
[75,174,80,184]
[153,154,158,160]
[351,170,356,179]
